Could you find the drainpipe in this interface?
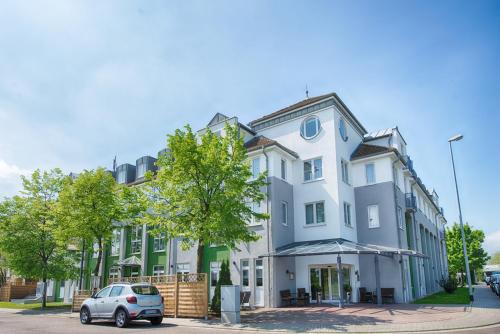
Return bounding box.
[410,180,422,298]
[262,146,272,307]
[392,159,405,302]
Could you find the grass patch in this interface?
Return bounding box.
[412,287,471,304]
[0,301,71,310]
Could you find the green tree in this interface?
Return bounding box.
[57,168,141,288]
[446,223,490,284]
[142,124,267,273]
[0,169,78,308]
[210,260,232,314]
[488,251,500,265]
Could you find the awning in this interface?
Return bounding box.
[117,256,142,267]
[261,238,427,258]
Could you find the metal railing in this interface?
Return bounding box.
[405,193,417,210]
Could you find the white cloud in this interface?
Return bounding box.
[0,160,30,198]
[484,230,500,256]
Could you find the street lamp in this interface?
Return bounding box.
[448,134,473,302]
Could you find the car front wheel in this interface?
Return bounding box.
[115,309,129,328]
[80,307,92,324]
[150,317,163,326]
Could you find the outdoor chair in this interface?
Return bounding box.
[280,289,296,307]
[381,288,395,304]
[296,288,310,306]
[240,291,251,309]
[359,287,373,303]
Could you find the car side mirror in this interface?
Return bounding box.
[91,293,97,299]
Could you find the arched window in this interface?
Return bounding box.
[300,116,321,139]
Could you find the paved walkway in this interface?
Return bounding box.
[165,285,500,333]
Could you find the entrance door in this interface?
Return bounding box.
[209,262,221,302]
[310,266,350,302]
[254,259,264,307]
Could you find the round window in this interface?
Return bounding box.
[339,118,348,141]
[300,116,321,139]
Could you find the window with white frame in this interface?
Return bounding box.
[153,231,166,252]
[252,157,260,179]
[341,159,349,184]
[130,267,140,277]
[397,206,404,230]
[368,205,380,228]
[210,262,221,288]
[153,265,165,277]
[300,116,321,139]
[281,159,287,180]
[344,202,352,227]
[131,225,142,254]
[305,202,325,225]
[241,260,249,288]
[281,201,288,226]
[365,163,376,184]
[304,158,322,181]
[176,263,190,274]
[248,201,262,225]
[111,230,120,256]
[109,267,119,279]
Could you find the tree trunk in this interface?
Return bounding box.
[93,238,103,288]
[42,276,47,309]
[196,240,204,274]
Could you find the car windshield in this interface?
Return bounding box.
[132,285,159,295]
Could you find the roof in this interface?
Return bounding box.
[364,128,395,141]
[244,135,299,158]
[351,143,393,160]
[250,93,336,125]
[117,256,142,267]
[261,238,427,258]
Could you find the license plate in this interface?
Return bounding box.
[145,310,157,314]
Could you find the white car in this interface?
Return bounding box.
[80,283,164,328]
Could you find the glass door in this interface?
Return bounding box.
[310,266,351,302]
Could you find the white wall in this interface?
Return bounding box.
[351,156,394,187]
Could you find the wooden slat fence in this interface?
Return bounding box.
[72,290,92,312]
[109,273,208,318]
[0,281,37,302]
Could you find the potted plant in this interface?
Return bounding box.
[344,283,352,303]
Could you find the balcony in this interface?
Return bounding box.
[405,193,417,211]
[403,155,417,178]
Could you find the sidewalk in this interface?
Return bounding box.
[164,285,500,333]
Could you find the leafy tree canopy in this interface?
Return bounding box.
[446,222,490,283]
[488,251,500,265]
[0,169,78,307]
[141,124,268,273]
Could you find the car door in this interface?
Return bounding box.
[93,286,112,317]
[101,286,124,318]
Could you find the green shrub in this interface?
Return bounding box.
[438,276,458,293]
[210,260,232,314]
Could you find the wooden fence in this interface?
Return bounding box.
[109,274,208,318]
[0,281,37,302]
[72,290,92,312]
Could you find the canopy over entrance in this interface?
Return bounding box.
[117,256,142,267]
[261,238,427,258]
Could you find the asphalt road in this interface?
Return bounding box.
[0,311,499,334]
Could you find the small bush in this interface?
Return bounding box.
[438,276,458,294]
[210,260,232,314]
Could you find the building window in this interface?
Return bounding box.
[344,202,352,227]
[176,263,190,274]
[339,118,348,141]
[109,267,119,280]
[281,201,288,226]
[368,205,380,228]
[281,159,287,180]
[136,162,147,179]
[397,206,404,230]
[111,230,120,256]
[153,265,165,277]
[131,225,142,254]
[304,158,322,181]
[252,157,260,179]
[341,159,349,184]
[300,116,321,139]
[153,231,166,252]
[305,202,325,225]
[365,163,376,184]
[117,170,126,184]
[255,259,263,287]
[241,260,249,288]
[210,262,221,288]
[248,201,262,225]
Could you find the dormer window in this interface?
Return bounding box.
[117,170,127,184]
[300,116,321,140]
[137,161,147,179]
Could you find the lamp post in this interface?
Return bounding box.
[448,134,473,302]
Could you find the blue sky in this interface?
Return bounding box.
[1,1,499,254]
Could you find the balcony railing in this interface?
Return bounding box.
[405,193,417,211]
[404,155,417,178]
